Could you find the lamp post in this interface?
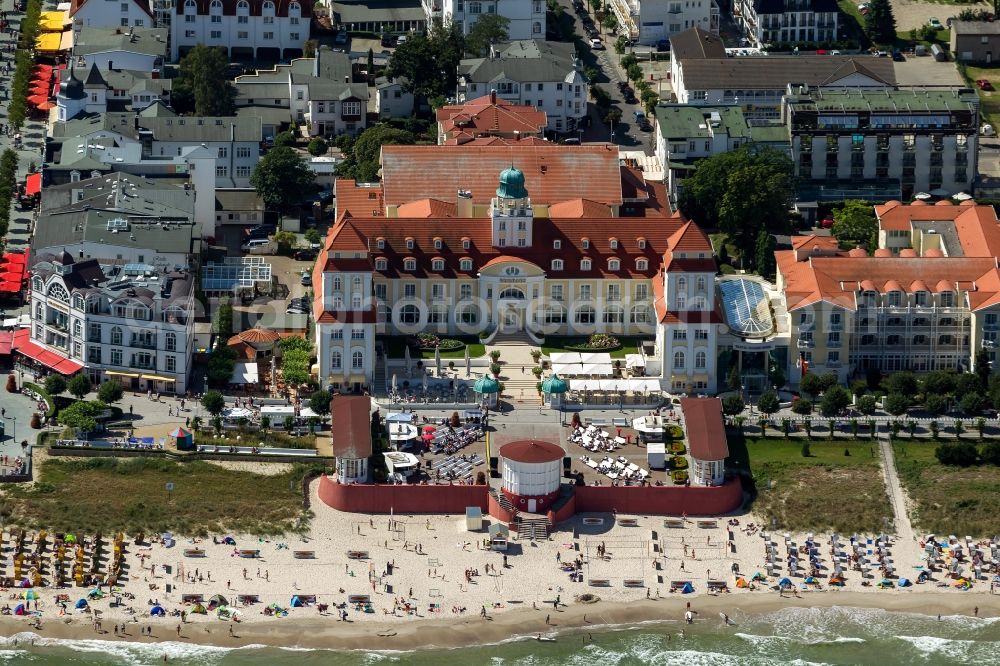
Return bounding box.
[4,415,15,443]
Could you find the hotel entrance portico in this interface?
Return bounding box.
[479,257,545,333]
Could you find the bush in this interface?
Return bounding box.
[924,393,948,416]
[97,380,124,404]
[791,399,812,415]
[960,392,985,415]
[981,441,1000,465]
[44,375,67,396]
[201,390,226,416]
[722,395,745,415]
[274,130,296,147]
[857,394,878,415]
[935,442,979,467]
[885,393,911,416]
[757,390,780,415]
[819,385,851,417]
[307,137,328,156]
[883,371,918,396]
[67,373,92,399]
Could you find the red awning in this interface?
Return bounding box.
[2,252,27,265]
[11,329,83,374]
[0,331,12,355]
[0,280,22,293]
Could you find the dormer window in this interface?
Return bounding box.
[404,258,416,271]
[581,238,590,249]
[551,259,563,271]
[405,237,414,250]
[637,237,646,249]
[636,258,648,270]
[462,237,471,250]
[433,238,443,250]
[376,237,385,249]
[581,258,592,271]
[432,258,445,271]
[608,258,620,271]
[375,258,388,271]
[609,238,619,249]
[553,239,561,250]
[460,258,473,271]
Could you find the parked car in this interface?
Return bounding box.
[247,223,275,238]
[978,79,994,91]
[892,49,905,62]
[300,271,311,286]
[632,110,645,121]
[820,217,835,229]
[624,91,638,104]
[334,31,349,46]
[380,33,397,47]
[293,249,317,261]
[928,16,942,29]
[241,238,271,252]
[656,39,669,52]
[638,118,652,131]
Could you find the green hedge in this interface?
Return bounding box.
[23,382,56,418]
[562,342,623,353]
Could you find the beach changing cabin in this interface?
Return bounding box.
[465,506,483,531]
[680,397,729,486]
[646,441,666,470]
[489,523,509,551]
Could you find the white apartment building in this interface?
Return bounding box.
[443,0,546,40]
[73,25,169,72]
[608,0,719,46]
[457,40,588,133]
[26,250,195,393]
[70,0,155,30]
[735,0,839,47]
[171,0,313,62]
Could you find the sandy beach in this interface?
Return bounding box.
[1,477,997,652]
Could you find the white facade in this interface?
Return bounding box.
[459,71,588,133]
[171,0,309,62]
[691,456,724,485]
[29,255,195,393]
[443,0,546,40]
[75,47,164,72]
[735,0,839,47]
[501,457,561,497]
[376,79,415,119]
[656,268,720,394]
[608,0,719,45]
[71,0,154,30]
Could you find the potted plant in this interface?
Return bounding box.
[530,349,542,363]
[30,413,41,429]
[490,350,501,362]
[450,411,460,427]
[5,374,15,393]
[536,381,543,395]
[532,366,543,378]
[490,363,502,376]
[448,361,456,372]
[571,412,581,428]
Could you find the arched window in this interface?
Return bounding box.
[673,350,686,370]
[331,350,342,369]
[32,276,43,291]
[608,259,620,271]
[262,0,275,13]
[352,294,362,309]
[939,334,954,345]
[34,303,42,320]
[630,306,649,323]
[47,282,69,302]
[940,291,954,307]
[184,0,195,12]
[288,0,300,14]
[887,290,903,307]
[543,304,566,324]
[695,350,706,369]
[603,306,624,324]
[166,332,176,351]
[72,293,85,309]
[696,276,706,292]
[551,259,563,271]
[580,259,592,271]
[352,350,364,369]
[400,304,420,324]
[532,20,541,34]
[457,305,478,324]
[498,287,525,300]
[432,259,445,271]
[236,0,249,10]
[575,305,595,324]
[636,258,648,271]
[677,277,687,292]
[210,0,222,12]
[375,258,388,270]
[460,259,473,271]
[403,258,416,271]
[111,326,123,345]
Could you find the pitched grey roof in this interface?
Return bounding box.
[679,56,896,90]
[330,0,425,24]
[137,115,262,142]
[215,189,265,211]
[460,40,580,83]
[668,27,726,61]
[952,20,1000,35]
[74,26,169,58]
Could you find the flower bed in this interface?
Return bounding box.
[563,333,623,353]
[671,470,689,485]
[669,442,686,455]
[415,334,465,352]
[671,456,688,470]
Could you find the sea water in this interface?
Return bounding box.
[1,606,999,665]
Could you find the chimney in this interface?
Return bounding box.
[456,189,473,217]
[490,89,496,104]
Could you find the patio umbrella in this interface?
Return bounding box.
[435,345,441,376]
[22,589,38,600]
[952,192,973,201]
[36,101,55,111]
[391,373,397,393]
[30,83,50,95]
[464,345,471,377]
[422,425,436,433]
[473,376,499,394]
[404,346,411,377]
[541,374,568,395]
[913,192,932,200]
[27,94,48,106]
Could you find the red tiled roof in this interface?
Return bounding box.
[335,180,384,221]
[451,135,551,146]
[547,199,613,218]
[396,198,456,218]
[315,307,377,324]
[330,396,372,459]
[437,94,547,144]
[499,440,563,464]
[666,220,713,252]
[680,397,728,461]
[173,0,312,15]
[379,144,624,207]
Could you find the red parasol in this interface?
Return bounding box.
[422,425,436,433]
[422,433,434,441]
[27,94,48,106]
[36,101,55,110]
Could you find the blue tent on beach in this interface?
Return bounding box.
[778,577,792,589]
[681,582,694,594]
[290,596,303,607]
[898,578,911,588]
[150,605,166,616]
[14,604,25,615]
[74,599,88,609]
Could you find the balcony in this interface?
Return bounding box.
[797,337,815,348]
[130,338,158,350]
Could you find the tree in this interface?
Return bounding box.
[97,380,124,404]
[857,394,878,415]
[207,346,237,388]
[67,373,92,399]
[465,14,509,55]
[981,441,1000,465]
[173,45,236,116]
[250,146,316,209]
[626,63,642,82]
[304,228,322,246]
[274,131,296,148]
[820,385,851,417]
[753,229,777,279]
[924,392,949,415]
[726,365,741,392]
[921,370,957,398]
[935,442,978,466]
[614,34,628,54]
[336,124,416,182]
[274,230,297,254]
[385,21,465,105]
[58,400,108,435]
[830,200,878,249]
[800,372,827,398]
[307,137,328,157]
[864,0,897,44]
[791,399,812,415]
[201,389,226,417]
[757,390,780,415]
[602,12,617,31]
[954,372,983,400]
[44,375,66,397]
[309,390,332,422]
[975,348,993,389]
[883,371,917,397]
[961,392,986,414]
[722,395,745,416]
[677,146,794,261]
[885,392,911,416]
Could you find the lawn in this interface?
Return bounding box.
[0,458,323,535]
[958,64,1000,129]
[892,440,1000,537]
[542,336,651,359]
[379,335,486,360]
[730,434,890,533]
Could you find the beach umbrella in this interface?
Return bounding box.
[879,578,894,587]
[22,589,38,600]
[681,582,694,594]
[541,374,568,395]
[404,346,412,377]
[150,605,165,616]
[435,346,441,376]
[778,577,792,588]
[392,373,397,393]
[898,578,911,587]
[465,345,471,376]
[422,425,436,433]
[804,576,817,584]
[27,94,47,106]
[473,376,500,394]
[74,599,88,609]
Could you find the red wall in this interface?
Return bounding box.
[573,477,743,516]
[317,475,489,514]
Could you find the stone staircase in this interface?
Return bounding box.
[487,333,541,403]
[375,351,389,395]
[515,513,550,540]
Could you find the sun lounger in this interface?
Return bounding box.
[707,580,728,592]
[296,595,317,605]
[347,550,369,560]
[181,594,204,603]
[583,518,604,526]
[237,549,260,558]
[664,519,685,528]
[588,579,611,587]
[623,579,644,587]
[697,520,718,529]
[293,551,315,559]
[237,595,259,604]
[670,580,691,591]
[618,518,639,527]
[183,548,206,557]
[348,594,370,604]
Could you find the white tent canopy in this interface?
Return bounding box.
[389,423,419,441]
[230,361,258,385]
[550,352,582,364]
[579,352,612,364]
[625,354,645,368]
[386,412,416,423]
[569,378,662,392]
[260,404,295,418]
